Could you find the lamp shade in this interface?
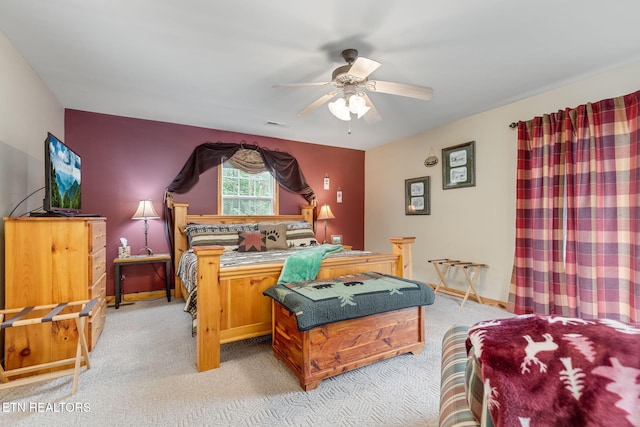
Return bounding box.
[317,204,335,220]
[132,200,160,220]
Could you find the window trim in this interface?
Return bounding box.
[217,163,279,215]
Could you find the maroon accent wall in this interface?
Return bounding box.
[65,109,365,297]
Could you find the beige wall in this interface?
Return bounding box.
[0,30,64,304]
[0,29,64,214]
[0,31,63,158]
[365,59,640,303]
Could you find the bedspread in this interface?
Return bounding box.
[466,314,640,427]
[176,247,374,321]
[177,248,374,293]
[263,271,434,331]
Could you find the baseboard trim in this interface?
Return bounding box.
[106,286,509,311]
[105,290,175,305]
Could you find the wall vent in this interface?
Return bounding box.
[265,121,287,127]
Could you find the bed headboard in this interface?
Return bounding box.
[169,201,315,294]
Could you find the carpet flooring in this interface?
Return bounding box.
[1,293,513,427]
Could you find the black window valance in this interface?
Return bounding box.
[163,142,316,261]
[166,142,315,202]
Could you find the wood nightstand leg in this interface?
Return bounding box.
[165,259,171,302]
[115,264,122,309]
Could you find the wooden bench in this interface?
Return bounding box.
[0,299,97,395]
[428,259,488,307]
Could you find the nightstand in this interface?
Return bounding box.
[114,253,171,309]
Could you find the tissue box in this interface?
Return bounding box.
[118,246,131,258]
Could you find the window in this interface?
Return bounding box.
[219,161,277,215]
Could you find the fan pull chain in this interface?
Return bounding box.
[348,119,351,135]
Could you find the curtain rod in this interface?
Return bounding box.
[509,122,518,129]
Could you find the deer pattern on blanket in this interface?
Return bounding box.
[520,333,558,374]
[466,314,640,427]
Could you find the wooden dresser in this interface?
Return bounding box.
[3,216,107,372]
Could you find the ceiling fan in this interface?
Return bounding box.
[274,48,433,124]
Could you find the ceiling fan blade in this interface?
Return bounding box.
[366,80,433,100]
[361,93,382,124]
[347,57,381,80]
[298,91,338,116]
[273,82,333,88]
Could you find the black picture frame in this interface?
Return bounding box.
[442,140,476,189]
[405,176,430,215]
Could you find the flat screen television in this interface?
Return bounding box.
[43,132,82,215]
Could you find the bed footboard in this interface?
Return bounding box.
[191,239,415,373]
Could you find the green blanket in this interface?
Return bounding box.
[277,244,343,284]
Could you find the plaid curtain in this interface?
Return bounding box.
[509,90,640,323]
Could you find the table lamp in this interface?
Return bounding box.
[132,200,160,255]
[317,204,335,244]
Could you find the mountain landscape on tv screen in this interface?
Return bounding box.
[50,165,81,209]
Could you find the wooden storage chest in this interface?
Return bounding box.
[271,300,425,391]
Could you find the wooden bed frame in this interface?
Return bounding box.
[169,201,416,373]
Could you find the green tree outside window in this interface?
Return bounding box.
[221,161,275,215]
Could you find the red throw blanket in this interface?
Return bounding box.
[466,315,640,427]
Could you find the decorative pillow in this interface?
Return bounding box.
[184,223,258,252]
[285,221,317,247]
[258,223,288,250]
[185,230,239,251]
[238,230,267,252]
[184,222,257,233]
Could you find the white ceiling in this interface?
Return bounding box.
[2,1,640,151]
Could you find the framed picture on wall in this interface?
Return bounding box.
[442,140,476,189]
[405,176,430,215]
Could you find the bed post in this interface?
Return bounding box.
[193,245,225,372]
[300,205,314,224]
[172,202,189,299]
[389,237,415,279]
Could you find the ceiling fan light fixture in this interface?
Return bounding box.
[276,47,433,125]
[348,94,370,118]
[328,98,351,121]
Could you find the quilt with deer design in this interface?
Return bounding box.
[465,314,640,427]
